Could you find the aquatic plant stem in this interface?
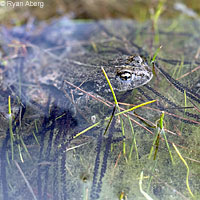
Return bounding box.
[148,128,160,160]
[162,128,174,164]
[147,160,157,193]
[102,66,126,155]
[101,67,118,106]
[128,116,139,161]
[181,89,187,133]
[172,143,194,199]
[139,171,154,200]
[115,100,156,116]
[14,160,38,200]
[148,111,174,164]
[151,46,162,63]
[72,121,101,139]
[160,112,174,164]
[151,0,165,44]
[20,135,32,159]
[32,131,39,145]
[71,100,156,140]
[8,96,14,160]
[184,90,187,113]
[103,106,116,135]
[17,143,24,163]
[32,120,39,144]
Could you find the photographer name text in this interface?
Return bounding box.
[0,1,44,8]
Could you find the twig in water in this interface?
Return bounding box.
[14,160,38,200]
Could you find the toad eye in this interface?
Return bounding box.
[116,70,132,81]
[120,72,132,80]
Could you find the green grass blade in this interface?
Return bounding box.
[151,46,162,63]
[147,160,157,192]
[32,131,39,145]
[17,144,24,163]
[162,128,174,164]
[128,116,139,161]
[148,129,159,159]
[103,106,116,135]
[160,112,174,164]
[184,89,187,113]
[153,132,160,160]
[172,143,194,199]
[34,120,39,133]
[8,96,15,160]
[71,100,157,140]
[73,121,101,139]
[139,171,154,200]
[177,56,184,78]
[159,111,164,129]
[20,136,32,159]
[120,117,126,156]
[101,67,127,155]
[8,96,12,115]
[33,120,40,144]
[6,151,11,168]
[115,100,157,116]
[151,0,165,44]
[101,67,118,106]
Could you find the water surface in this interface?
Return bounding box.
[0,17,200,200]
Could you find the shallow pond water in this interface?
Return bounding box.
[0,16,200,200]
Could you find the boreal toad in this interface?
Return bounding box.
[59,54,153,96]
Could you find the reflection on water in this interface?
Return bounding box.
[0,17,200,200]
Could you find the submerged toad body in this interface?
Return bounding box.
[33,53,153,95]
[108,54,153,91]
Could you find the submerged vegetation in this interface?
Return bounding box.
[0,4,200,200]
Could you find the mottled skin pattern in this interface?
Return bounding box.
[113,54,153,91]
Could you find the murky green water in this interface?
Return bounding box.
[0,15,200,200]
